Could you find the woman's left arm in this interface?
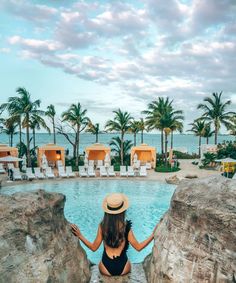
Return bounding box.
[71,224,103,252]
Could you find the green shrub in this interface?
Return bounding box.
[155,165,180,173]
[113,163,121,171]
[173,150,199,159]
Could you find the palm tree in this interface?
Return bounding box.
[109,136,133,164]
[169,119,183,149]
[202,123,214,144]
[188,120,206,156]
[45,104,56,144]
[15,88,43,166]
[227,115,236,139]
[139,118,145,144]
[61,103,90,166]
[86,122,100,143]
[197,92,235,144]
[1,118,17,146]
[29,114,50,149]
[129,120,140,146]
[105,109,133,165]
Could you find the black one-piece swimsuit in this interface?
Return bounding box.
[101,220,132,276]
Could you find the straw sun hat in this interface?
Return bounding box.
[102,193,129,214]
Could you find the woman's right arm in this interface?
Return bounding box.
[128,224,158,252]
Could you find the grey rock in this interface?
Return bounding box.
[0,189,91,283]
[143,176,236,283]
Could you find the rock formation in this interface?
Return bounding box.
[0,190,91,283]
[144,176,236,283]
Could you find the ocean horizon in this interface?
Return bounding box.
[0,132,234,155]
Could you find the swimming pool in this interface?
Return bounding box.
[1,180,175,263]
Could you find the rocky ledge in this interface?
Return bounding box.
[0,190,91,283]
[143,176,236,283]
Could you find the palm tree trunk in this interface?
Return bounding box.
[26,115,31,167]
[171,131,173,149]
[165,132,168,166]
[206,137,209,144]
[161,129,164,160]
[76,127,80,167]
[121,132,124,165]
[215,126,218,145]
[199,136,201,157]
[33,128,36,149]
[19,120,22,144]
[53,118,56,144]
[141,130,144,144]
[134,133,136,146]
[96,133,98,143]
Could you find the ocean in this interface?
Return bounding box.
[0,132,234,155]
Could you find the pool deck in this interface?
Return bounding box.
[0,159,220,189]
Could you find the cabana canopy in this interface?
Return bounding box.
[130,144,156,168]
[0,144,19,167]
[37,144,65,167]
[85,143,110,160]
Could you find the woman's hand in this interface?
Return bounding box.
[70,224,81,238]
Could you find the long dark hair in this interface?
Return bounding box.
[101,211,126,248]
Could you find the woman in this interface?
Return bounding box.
[71,193,157,276]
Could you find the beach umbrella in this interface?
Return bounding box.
[0,156,23,162]
[41,153,48,170]
[22,155,27,172]
[84,153,89,168]
[104,153,111,168]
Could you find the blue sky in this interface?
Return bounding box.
[0,0,235,132]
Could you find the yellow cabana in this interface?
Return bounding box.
[37,144,65,167]
[130,144,156,168]
[0,144,19,167]
[85,143,111,160]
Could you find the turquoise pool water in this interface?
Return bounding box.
[1,180,175,263]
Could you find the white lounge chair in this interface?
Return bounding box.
[56,160,63,168]
[87,165,96,177]
[26,167,36,180]
[108,166,116,177]
[120,166,127,177]
[127,166,135,177]
[45,167,55,178]
[58,166,67,178]
[139,166,147,177]
[89,160,94,167]
[100,166,108,177]
[97,160,103,169]
[66,166,76,177]
[7,163,15,170]
[34,167,45,179]
[146,162,152,170]
[0,163,5,174]
[13,168,22,181]
[79,166,88,177]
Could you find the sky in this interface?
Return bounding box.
[0,0,235,133]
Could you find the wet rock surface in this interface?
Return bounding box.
[90,264,147,283]
[143,176,236,283]
[0,189,91,283]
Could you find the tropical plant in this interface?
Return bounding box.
[217,140,236,159]
[227,115,236,139]
[45,104,56,144]
[58,103,90,166]
[139,118,145,144]
[109,136,133,165]
[29,114,50,149]
[201,152,217,167]
[0,118,17,146]
[129,120,140,146]
[202,123,214,144]
[197,92,235,144]
[86,122,101,143]
[188,120,206,156]
[170,120,183,149]
[105,109,133,165]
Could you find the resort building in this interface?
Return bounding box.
[0,144,19,167]
[85,143,111,161]
[37,144,65,168]
[130,144,156,169]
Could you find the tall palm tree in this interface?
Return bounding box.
[15,88,43,166]
[139,118,145,144]
[105,109,133,165]
[129,120,140,146]
[1,118,17,147]
[62,103,90,166]
[188,120,205,156]
[202,123,214,144]
[109,136,133,164]
[86,122,100,143]
[197,92,235,144]
[45,104,56,144]
[29,114,50,149]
